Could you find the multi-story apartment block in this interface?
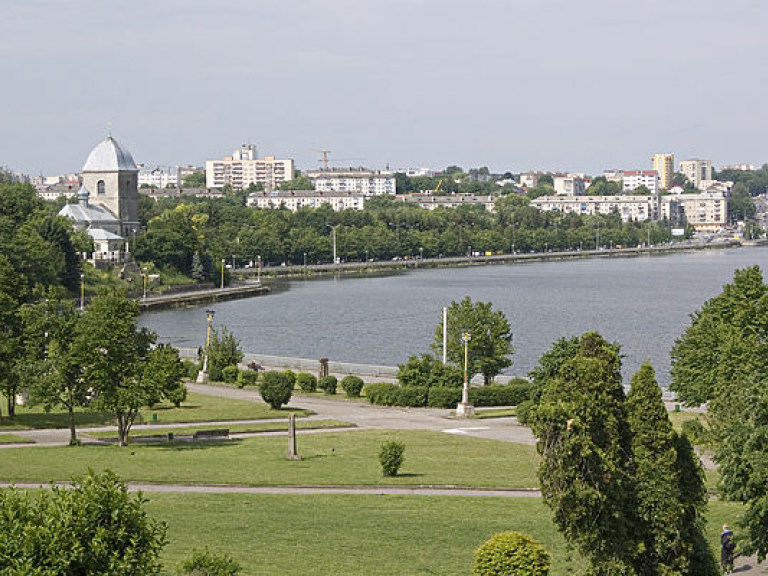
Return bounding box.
[660,192,727,232]
[396,193,497,212]
[553,174,586,196]
[305,168,395,196]
[397,167,435,177]
[623,170,659,194]
[652,153,675,189]
[602,169,625,184]
[678,159,712,189]
[138,166,179,189]
[247,190,366,212]
[531,195,659,222]
[721,164,754,171]
[206,144,294,190]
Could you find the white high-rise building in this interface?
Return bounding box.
[206,145,294,190]
[623,170,659,194]
[678,159,712,189]
[305,168,396,195]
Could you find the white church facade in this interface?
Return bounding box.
[59,136,140,266]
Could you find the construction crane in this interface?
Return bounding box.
[433,179,443,194]
[315,150,332,170]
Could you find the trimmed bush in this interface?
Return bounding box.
[379,440,405,477]
[318,375,338,395]
[473,531,550,576]
[515,400,535,426]
[341,376,364,398]
[469,382,535,407]
[281,370,297,386]
[166,384,188,408]
[364,383,429,407]
[221,365,239,384]
[296,372,317,393]
[237,370,258,388]
[178,547,241,575]
[182,359,200,380]
[259,371,293,409]
[427,386,462,408]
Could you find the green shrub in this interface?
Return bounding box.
[281,370,297,386]
[379,440,405,477]
[296,372,317,393]
[427,386,462,408]
[178,547,241,575]
[341,376,364,397]
[469,383,536,407]
[259,371,293,409]
[166,384,188,408]
[318,375,338,395]
[222,365,240,384]
[681,418,708,446]
[182,359,200,380]
[473,531,550,576]
[209,365,223,382]
[515,401,536,426]
[237,370,258,388]
[397,353,463,387]
[365,383,428,407]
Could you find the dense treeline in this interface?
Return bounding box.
[133,193,675,278]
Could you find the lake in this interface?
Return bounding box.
[139,247,768,386]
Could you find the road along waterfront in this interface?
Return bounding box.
[140,245,768,387]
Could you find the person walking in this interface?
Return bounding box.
[721,524,736,574]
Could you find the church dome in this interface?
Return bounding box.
[82,136,137,172]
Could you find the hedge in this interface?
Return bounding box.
[365,380,536,409]
[427,386,462,408]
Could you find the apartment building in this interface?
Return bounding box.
[531,195,659,222]
[623,170,659,194]
[206,145,294,190]
[247,190,366,212]
[553,174,586,196]
[660,192,727,232]
[678,159,712,189]
[652,153,675,189]
[305,168,396,196]
[396,193,497,212]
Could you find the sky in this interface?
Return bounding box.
[3,0,767,177]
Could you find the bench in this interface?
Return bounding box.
[193,428,230,441]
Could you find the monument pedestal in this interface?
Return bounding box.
[196,370,209,384]
[455,402,475,418]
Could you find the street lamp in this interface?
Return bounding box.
[456,328,475,417]
[303,252,307,269]
[197,309,216,384]
[80,273,85,310]
[142,267,148,299]
[257,255,262,283]
[220,259,225,289]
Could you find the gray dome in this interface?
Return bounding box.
[82,136,137,172]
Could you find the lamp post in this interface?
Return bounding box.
[257,255,262,283]
[80,273,85,310]
[303,252,307,268]
[142,267,148,299]
[196,309,216,384]
[456,328,475,417]
[220,259,225,289]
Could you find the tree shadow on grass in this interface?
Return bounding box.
[391,473,424,478]
[146,439,245,451]
[0,411,114,430]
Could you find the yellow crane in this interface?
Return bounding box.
[433,179,443,194]
[315,150,332,171]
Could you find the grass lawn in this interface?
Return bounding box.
[0,430,540,488]
[141,492,743,576]
[667,409,706,433]
[474,408,516,419]
[84,419,354,439]
[0,391,310,430]
[0,433,34,444]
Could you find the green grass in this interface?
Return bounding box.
[474,408,516,419]
[667,409,706,433]
[0,430,540,488]
[0,433,34,444]
[84,419,354,439]
[140,493,743,576]
[0,391,311,430]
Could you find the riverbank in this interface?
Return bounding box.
[137,282,269,311]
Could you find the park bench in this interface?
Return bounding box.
[193,428,230,441]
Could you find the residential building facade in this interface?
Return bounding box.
[678,159,712,189]
[652,153,675,189]
[247,190,366,212]
[531,195,659,222]
[205,144,294,190]
[623,170,659,194]
[305,168,396,195]
[661,192,727,232]
[553,174,586,196]
[396,193,497,212]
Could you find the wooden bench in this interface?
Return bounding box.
[193,428,230,441]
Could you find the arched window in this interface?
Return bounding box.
[97,180,105,195]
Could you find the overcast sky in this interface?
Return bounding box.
[3,0,767,176]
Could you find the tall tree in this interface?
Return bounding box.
[431,296,513,385]
[0,254,27,419]
[71,290,181,446]
[626,362,716,575]
[670,265,768,559]
[19,292,86,445]
[531,332,637,574]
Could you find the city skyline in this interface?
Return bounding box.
[3,0,767,176]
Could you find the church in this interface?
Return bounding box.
[59,136,141,265]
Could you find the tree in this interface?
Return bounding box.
[0,254,27,420]
[183,171,207,188]
[670,266,768,559]
[431,296,513,385]
[259,371,293,409]
[191,250,206,281]
[19,292,87,445]
[143,343,187,408]
[728,182,756,222]
[0,470,167,575]
[71,290,175,446]
[207,326,243,382]
[527,336,582,404]
[530,332,637,574]
[626,362,717,575]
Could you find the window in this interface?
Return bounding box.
[97,180,105,195]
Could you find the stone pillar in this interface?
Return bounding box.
[319,358,329,380]
[286,414,301,460]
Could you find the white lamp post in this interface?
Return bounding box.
[456,328,475,417]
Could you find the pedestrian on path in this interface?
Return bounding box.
[721,524,736,574]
